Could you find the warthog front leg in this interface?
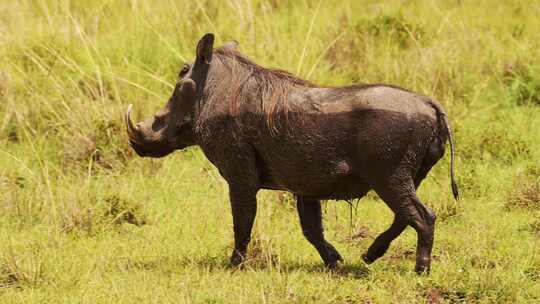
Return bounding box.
[229,188,258,266]
[207,143,260,267]
[297,196,343,268]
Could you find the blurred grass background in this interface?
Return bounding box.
[0,0,539,303]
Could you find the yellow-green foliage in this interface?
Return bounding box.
[1,0,539,303]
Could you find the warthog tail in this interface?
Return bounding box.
[427,100,459,201]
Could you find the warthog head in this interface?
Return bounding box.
[125,34,215,157]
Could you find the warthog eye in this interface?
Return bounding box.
[178,63,190,78]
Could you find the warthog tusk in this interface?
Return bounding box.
[125,104,142,144]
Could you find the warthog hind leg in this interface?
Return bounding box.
[362,216,407,264]
[367,179,436,274]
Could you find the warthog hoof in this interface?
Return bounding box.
[230,250,246,267]
[414,263,431,275]
[324,251,344,269]
[361,253,376,264]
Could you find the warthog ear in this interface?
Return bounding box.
[196,33,215,64]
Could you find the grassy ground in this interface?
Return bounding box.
[1,0,539,303]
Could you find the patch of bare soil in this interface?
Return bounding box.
[424,287,469,304]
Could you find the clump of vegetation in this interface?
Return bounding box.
[0,71,8,97]
[506,166,540,210]
[243,234,279,269]
[101,195,147,227]
[60,195,146,235]
[348,225,376,242]
[530,218,540,238]
[480,130,531,163]
[0,73,17,142]
[62,115,134,170]
[0,263,19,289]
[61,205,95,235]
[431,199,462,221]
[469,254,497,270]
[524,259,540,281]
[272,191,297,213]
[2,120,19,143]
[503,61,540,106]
[357,12,426,48]
[326,12,426,79]
[0,255,44,289]
[387,246,415,263]
[459,121,531,165]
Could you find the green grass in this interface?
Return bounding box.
[1,0,540,303]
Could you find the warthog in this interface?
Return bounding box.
[126,33,458,273]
